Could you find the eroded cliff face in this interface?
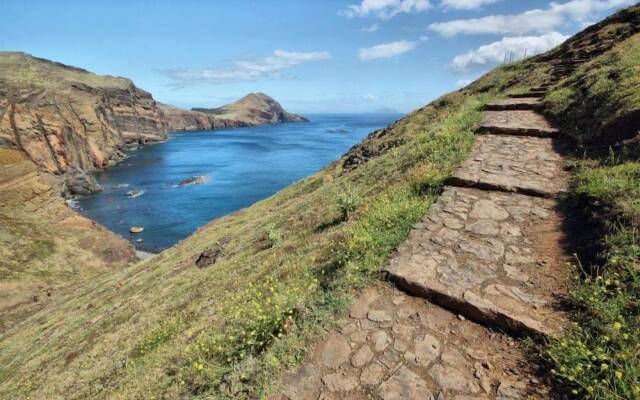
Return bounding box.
[0,53,169,189]
[0,148,136,331]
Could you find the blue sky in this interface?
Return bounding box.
[1,0,635,113]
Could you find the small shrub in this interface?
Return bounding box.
[335,186,361,222]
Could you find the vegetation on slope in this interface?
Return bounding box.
[0,51,561,397]
[2,5,638,399]
[542,23,640,400]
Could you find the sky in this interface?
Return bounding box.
[1,0,636,113]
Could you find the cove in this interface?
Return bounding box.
[76,113,401,251]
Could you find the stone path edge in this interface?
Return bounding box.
[443,176,559,199]
[384,264,547,338]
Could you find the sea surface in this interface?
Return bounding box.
[76,113,401,251]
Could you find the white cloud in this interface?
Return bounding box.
[362,23,380,32]
[549,0,636,21]
[365,94,380,101]
[161,50,330,86]
[430,0,636,37]
[419,35,430,42]
[441,0,500,10]
[341,0,431,20]
[450,32,569,70]
[358,40,418,60]
[430,9,564,36]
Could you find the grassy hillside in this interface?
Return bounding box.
[0,5,638,400]
[0,148,135,332]
[540,8,640,398]
[0,51,132,90]
[0,59,551,399]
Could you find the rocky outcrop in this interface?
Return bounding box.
[0,53,306,194]
[0,52,169,191]
[158,103,248,131]
[191,92,308,125]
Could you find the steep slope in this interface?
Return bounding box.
[0,52,170,193]
[0,148,135,332]
[192,93,308,125]
[0,5,638,400]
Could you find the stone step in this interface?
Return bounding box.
[279,284,550,400]
[476,110,559,138]
[446,135,568,198]
[508,92,545,99]
[384,186,569,338]
[483,98,542,111]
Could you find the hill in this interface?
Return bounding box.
[191,93,308,125]
[0,5,638,400]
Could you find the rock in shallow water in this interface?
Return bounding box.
[125,190,144,198]
[176,175,209,187]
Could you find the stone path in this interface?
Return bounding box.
[447,135,568,198]
[279,284,550,400]
[476,111,558,137]
[385,186,568,337]
[278,85,572,399]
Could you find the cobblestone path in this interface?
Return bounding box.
[278,86,575,399]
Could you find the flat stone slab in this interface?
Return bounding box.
[483,98,541,111]
[384,186,569,337]
[477,110,559,137]
[447,135,568,198]
[278,284,550,400]
[508,92,545,99]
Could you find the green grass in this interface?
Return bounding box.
[541,30,640,400]
[0,86,484,399]
[544,32,640,145]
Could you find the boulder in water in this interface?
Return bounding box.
[125,190,144,198]
[129,226,144,234]
[177,175,209,187]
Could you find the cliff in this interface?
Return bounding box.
[0,53,305,193]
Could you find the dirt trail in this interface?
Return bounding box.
[277,69,587,398]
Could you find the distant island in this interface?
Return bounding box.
[0,52,306,195]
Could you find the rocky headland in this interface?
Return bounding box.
[0,52,306,194]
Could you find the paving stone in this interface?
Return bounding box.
[429,364,479,393]
[351,345,374,368]
[360,362,386,386]
[318,334,351,369]
[322,371,359,392]
[483,97,541,111]
[370,330,391,352]
[447,135,568,198]
[477,110,559,137]
[377,366,433,400]
[368,310,393,322]
[280,365,320,400]
[385,186,567,337]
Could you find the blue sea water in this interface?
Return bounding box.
[76,113,401,251]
